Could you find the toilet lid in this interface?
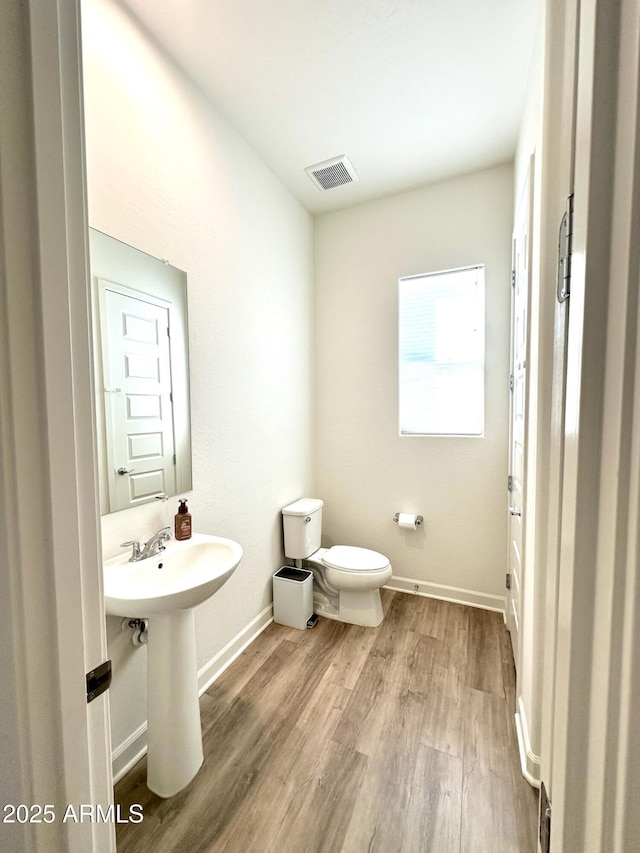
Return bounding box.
[322,545,389,572]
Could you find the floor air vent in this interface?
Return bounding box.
[305,155,359,191]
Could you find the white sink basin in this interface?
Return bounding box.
[102,531,243,798]
[104,532,243,616]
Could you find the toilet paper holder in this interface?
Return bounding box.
[393,513,423,526]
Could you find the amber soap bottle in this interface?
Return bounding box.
[174,499,192,540]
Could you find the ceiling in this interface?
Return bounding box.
[121,0,542,215]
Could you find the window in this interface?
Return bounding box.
[399,265,484,436]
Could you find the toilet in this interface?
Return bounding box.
[282,498,392,628]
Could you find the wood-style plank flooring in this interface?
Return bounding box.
[115,591,538,852]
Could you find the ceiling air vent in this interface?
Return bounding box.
[305,155,359,191]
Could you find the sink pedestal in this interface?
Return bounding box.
[103,532,243,797]
[146,609,204,797]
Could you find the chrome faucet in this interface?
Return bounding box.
[121,527,173,562]
[141,526,173,559]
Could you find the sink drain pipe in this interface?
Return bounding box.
[121,617,149,645]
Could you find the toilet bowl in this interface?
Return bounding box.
[305,545,392,627]
[281,499,392,628]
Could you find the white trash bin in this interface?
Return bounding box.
[273,566,313,630]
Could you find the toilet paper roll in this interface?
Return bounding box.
[397,513,418,530]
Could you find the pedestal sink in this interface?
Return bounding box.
[103,532,243,797]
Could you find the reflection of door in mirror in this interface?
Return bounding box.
[90,228,192,515]
[100,283,176,509]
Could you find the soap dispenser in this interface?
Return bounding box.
[174,499,192,541]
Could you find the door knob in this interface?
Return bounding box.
[116,467,135,476]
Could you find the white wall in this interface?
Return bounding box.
[314,164,513,607]
[82,0,314,765]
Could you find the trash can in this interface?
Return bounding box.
[273,566,313,630]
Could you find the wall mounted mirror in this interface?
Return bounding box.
[89,229,192,514]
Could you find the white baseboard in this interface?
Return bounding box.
[111,604,274,783]
[385,574,505,614]
[112,722,148,784]
[515,694,542,788]
[197,604,273,694]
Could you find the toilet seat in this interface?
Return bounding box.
[322,545,390,572]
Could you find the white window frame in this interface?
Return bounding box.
[398,265,485,437]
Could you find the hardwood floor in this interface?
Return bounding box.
[115,591,539,852]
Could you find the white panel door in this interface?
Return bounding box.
[101,283,176,510]
[507,174,530,665]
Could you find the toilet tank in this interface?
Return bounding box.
[282,498,323,559]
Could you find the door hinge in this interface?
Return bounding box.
[508,475,514,492]
[506,573,511,590]
[509,374,514,392]
[511,269,516,288]
[557,193,574,303]
[86,660,112,703]
[539,782,551,853]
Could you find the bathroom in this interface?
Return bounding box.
[4,0,640,851]
[85,0,516,789]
